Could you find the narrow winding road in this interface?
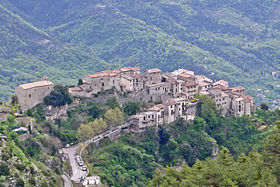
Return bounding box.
[65,145,88,182]
[64,121,132,183]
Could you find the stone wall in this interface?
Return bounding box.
[16,85,54,111]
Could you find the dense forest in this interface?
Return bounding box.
[0,0,280,107]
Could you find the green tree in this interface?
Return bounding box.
[263,122,280,184]
[91,118,107,134]
[78,78,83,86]
[106,96,120,109]
[123,101,142,115]
[44,85,73,107]
[104,108,124,128]
[77,124,95,141]
[16,179,24,187]
[261,103,269,111]
[0,164,10,176]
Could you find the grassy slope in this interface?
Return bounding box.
[1,0,280,106]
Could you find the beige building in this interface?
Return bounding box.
[84,71,120,94]
[146,82,171,96]
[182,81,199,99]
[231,86,245,95]
[163,100,178,124]
[16,79,54,111]
[117,67,141,76]
[177,73,196,82]
[147,104,165,125]
[145,68,161,85]
[213,80,229,89]
[120,73,144,92]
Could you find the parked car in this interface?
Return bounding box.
[78,161,84,166]
[76,158,81,163]
[82,166,87,171]
[76,179,81,184]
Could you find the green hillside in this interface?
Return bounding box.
[1,0,280,107]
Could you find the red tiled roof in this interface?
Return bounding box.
[179,73,192,79]
[163,100,177,106]
[213,85,227,91]
[120,67,140,72]
[146,68,161,73]
[232,86,245,92]
[243,95,253,102]
[130,73,142,78]
[214,80,228,87]
[166,78,178,85]
[88,71,118,78]
[183,81,198,87]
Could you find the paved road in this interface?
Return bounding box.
[64,120,133,183]
[65,146,88,182]
[62,174,73,187]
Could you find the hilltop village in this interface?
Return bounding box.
[15,67,255,132]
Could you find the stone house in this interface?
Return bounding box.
[231,86,245,95]
[146,82,171,96]
[177,73,196,82]
[231,96,245,117]
[118,67,141,76]
[133,111,158,131]
[144,68,161,85]
[213,80,229,89]
[84,71,120,94]
[120,73,144,92]
[182,81,199,99]
[163,100,177,124]
[171,69,195,77]
[198,81,212,92]
[15,79,54,111]
[120,75,134,92]
[195,75,213,83]
[147,104,164,125]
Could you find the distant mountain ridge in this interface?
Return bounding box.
[0,0,280,107]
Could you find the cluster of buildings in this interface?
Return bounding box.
[68,67,255,130]
[15,67,255,127]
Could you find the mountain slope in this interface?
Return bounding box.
[1,0,280,106]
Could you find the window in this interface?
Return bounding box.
[34,89,36,92]
[102,82,104,87]
[29,94,31,98]
[113,80,115,84]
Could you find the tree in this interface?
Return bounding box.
[263,122,280,184]
[16,179,24,187]
[44,85,73,107]
[104,108,124,128]
[88,102,104,119]
[197,95,218,130]
[0,164,10,176]
[261,103,269,111]
[106,96,120,109]
[78,79,83,86]
[193,117,207,131]
[77,124,95,141]
[123,101,142,115]
[91,118,107,134]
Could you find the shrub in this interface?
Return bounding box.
[44,85,73,107]
[0,164,10,176]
